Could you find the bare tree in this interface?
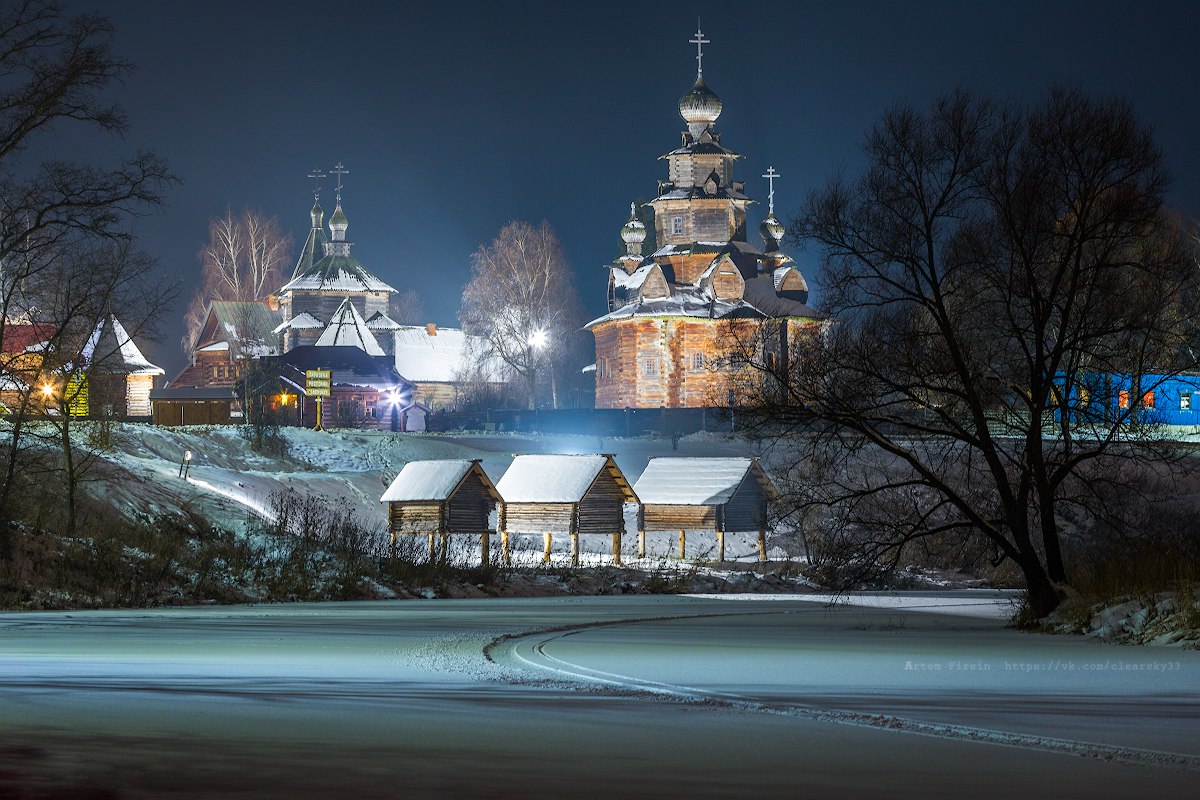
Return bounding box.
[735,88,1198,618]
[0,0,175,547]
[392,289,424,325]
[182,208,290,352]
[460,221,585,409]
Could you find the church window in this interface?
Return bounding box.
[671,216,683,236]
[691,353,704,370]
[642,358,659,377]
[1182,392,1192,411]
[1118,391,1129,409]
[1142,392,1154,409]
[766,352,778,371]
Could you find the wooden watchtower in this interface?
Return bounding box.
[633,457,776,562]
[380,459,501,565]
[495,454,637,567]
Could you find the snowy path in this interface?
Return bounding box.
[0,596,1195,797]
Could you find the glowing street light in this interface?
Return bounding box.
[178,449,193,479]
[527,328,548,350]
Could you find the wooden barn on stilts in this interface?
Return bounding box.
[495,455,637,567]
[633,457,776,562]
[380,459,501,565]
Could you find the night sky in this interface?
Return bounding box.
[46,0,1200,378]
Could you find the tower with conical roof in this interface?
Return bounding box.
[277,165,397,352]
[586,26,824,409]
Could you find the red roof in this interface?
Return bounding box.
[2,324,54,354]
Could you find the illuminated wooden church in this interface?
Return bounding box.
[587,28,824,409]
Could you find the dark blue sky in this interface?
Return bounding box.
[50,0,1200,377]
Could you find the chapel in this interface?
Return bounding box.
[587,28,825,409]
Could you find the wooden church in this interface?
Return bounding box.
[587,27,826,409]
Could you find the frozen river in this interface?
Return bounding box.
[0,593,1196,797]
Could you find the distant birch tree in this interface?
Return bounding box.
[460,221,585,409]
[182,208,291,353]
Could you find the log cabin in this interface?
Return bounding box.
[633,457,776,562]
[380,459,501,565]
[495,454,637,566]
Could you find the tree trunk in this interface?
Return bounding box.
[1019,560,1064,620]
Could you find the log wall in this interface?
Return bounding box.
[593,318,760,409]
[502,502,575,534]
[640,504,718,531]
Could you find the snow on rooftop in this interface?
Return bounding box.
[274,312,324,334]
[81,316,164,375]
[315,299,385,356]
[281,268,396,293]
[496,454,610,503]
[612,264,656,291]
[634,457,755,505]
[380,459,480,502]
[586,291,759,328]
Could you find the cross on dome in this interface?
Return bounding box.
[762,166,781,215]
[690,22,709,78]
[331,162,349,203]
[308,168,326,202]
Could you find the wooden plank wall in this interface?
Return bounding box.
[723,476,767,532]
[445,473,495,533]
[575,470,627,535]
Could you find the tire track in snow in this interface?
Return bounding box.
[490,612,1200,772]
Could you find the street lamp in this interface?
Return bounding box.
[178,449,193,479]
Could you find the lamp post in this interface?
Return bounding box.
[526,327,548,411]
[179,450,192,479]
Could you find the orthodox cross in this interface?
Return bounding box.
[690,23,709,77]
[308,168,326,201]
[762,166,780,215]
[331,162,349,203]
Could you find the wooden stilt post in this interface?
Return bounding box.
[389,530,397,560]
[757,527,767,563]
[637,530,646,559]
[678,530,686,560]
[717,530,725,563]
[440,531,449,563]
[501,530,510,566]
[481,532,490,566]
[570,533,580,567]
[612,531,622,566]
[427,532,436,562]
[542,532,552,564]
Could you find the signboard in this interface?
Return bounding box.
[305,369,331,398]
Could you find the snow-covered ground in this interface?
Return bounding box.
[0,596,1195,797]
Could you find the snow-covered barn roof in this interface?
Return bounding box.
[393,325,494,383]
[380,459,500,503]
[634,457,776,506]
[496,454,637,504]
